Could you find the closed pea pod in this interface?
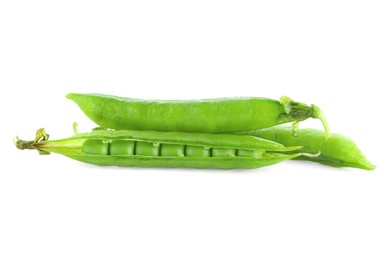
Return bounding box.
[15,128,315,170]
[237,126,375,170]
[66,93,330,137]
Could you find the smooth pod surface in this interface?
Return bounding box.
[66,93,330,135]
[240,126,375,170]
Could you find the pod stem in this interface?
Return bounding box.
[311,105,330,139]
[14,128,51,155]
[280,96,330,138]
[73,122,79,134]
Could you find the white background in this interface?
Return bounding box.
[0,1,389,259]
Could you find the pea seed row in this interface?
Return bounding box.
[82,139,260,158]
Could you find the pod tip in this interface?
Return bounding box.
[362,160,376,171]
[66,93,75,99]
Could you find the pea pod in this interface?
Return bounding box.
[15,128,314,169]
[237,126,375,170]
[67,93,330,137]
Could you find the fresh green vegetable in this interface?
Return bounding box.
[237,126,375,170]
[66,93,330,137]
[14,128,316,169]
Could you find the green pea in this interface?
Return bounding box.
[160,144,185,156]
[66,93,330,137]
[237,149,263,157]
[186,146,211,157]
[110,140,135,155]
[211,148,236,157]
[135,141,160,156]
[82,139,109,155]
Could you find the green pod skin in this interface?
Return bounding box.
[66,93,330,137]
[238,126,375,170]
[15,128,307,170]
[47,128,302,152]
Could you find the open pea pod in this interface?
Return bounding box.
[15,128,315,169]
